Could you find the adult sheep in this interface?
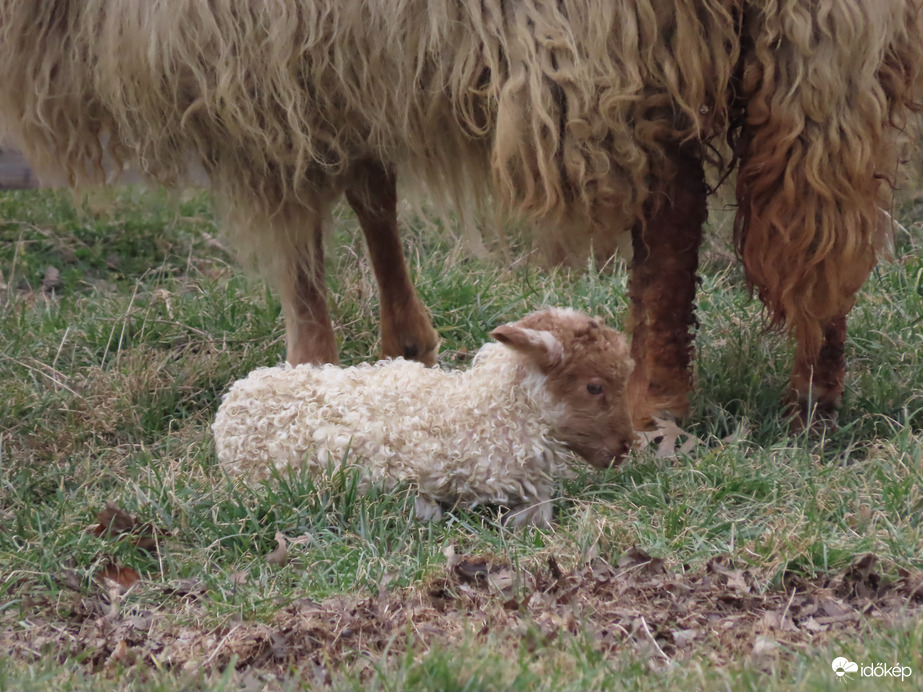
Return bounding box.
[1,1,920,428]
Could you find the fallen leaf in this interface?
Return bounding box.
[761,608,797,632]
[453,554,515,594]
[162,578,206,599]
[672,628,699,647]
[617,546,665,575]
[56,567,84,592]
[801,616,829,632]
[94,502,137,537]
[751,634,779,658]
[443,544,459,571]
[107,639,131,666]
[547,555,563,581]
[487,568,515,593]
[90,501,171,552]
[721,421,751,444]
[636,417,701,458]
[97,561,140,591]
[266,531,288,566]
[42,266,61,293]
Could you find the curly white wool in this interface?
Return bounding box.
[212,342,572,523]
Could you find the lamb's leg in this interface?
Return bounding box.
[627,145,707,426]
[345,160,439,365]
[788,315,847,431]
[281,230,339,365]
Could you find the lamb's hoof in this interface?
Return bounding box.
[414,495,443,521]
[503,502,551,529]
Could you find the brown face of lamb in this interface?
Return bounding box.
[491,309,637,468]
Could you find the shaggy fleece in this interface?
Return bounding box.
[213,343,570,517]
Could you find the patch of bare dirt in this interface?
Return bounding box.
[3,550,921,685]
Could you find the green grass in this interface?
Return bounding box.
[1,186,921,691]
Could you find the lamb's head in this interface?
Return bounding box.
[491,308,636,468]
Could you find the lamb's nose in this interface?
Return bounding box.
[611,439,634,464]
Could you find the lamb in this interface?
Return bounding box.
[212,309,635,526]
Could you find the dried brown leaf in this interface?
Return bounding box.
[42,266,61,293]
[266,531,288,566]
[57,569,84,592]
[91,502,171,553]
[162,578,206,599]
[617,546,665,575]
[487,568,515,593]
[751,634,779,659]
[106,639,132,666]
[672,628,699,647]
[547,555,564,581]
[801,617,829,632]
[97,562,140,590]
[443,544,459,571]
[636,418,701,458]
[94,502,137,537]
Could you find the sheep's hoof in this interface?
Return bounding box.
[504,502,551,529]
[785,392,840,436]
[414,495,443,521]
[787,404,839,436]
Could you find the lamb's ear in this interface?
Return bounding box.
[490,324,564,369]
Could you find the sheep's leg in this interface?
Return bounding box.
[345,160,439,365]
[627,145,706,425]
[281,230,339,366]
[788,315,847,430]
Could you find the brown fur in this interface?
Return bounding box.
[0,1,920,423]
[492,309,636,468]
[344,161,440,365]
[628,144,707,425]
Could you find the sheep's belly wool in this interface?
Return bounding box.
[213,344,570,510]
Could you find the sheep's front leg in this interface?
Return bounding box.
[346,160,439,365]
[627,144,707,426]
[281,229,339,366]
[788,315,847,430]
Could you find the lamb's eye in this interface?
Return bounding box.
[586,382,603,395]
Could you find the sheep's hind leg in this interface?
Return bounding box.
[281,229,339,366]
[346,160,439,365]
[627,144,707,426]
[788,315,847,431]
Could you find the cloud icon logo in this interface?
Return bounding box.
[832,657,859,677]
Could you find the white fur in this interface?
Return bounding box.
[212,343,577,526]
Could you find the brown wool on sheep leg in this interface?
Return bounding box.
[345,160,439,366]
[282,231,339,366]
[627,145,707,427]
[788,316,848,431]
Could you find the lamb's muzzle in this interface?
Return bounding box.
[212,308,636,526]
